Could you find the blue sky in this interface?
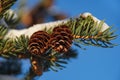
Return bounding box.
[14,0,120,80]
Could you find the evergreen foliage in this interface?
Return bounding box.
[0,0,17,18]
[0,0,117,80]
[0,15,117,76]
[68,16,117,48]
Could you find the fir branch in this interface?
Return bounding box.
[5,12,111,39]
[46,51,68,72]
[0,12,117,77]
[0,26,30,58]
[43,49,77,72]
[0,25,10,57]
[0,25,8,40]
[0,38,17,58]
[3,9,20,27]
[13,35,30,58]
[68,15,117,48]
[0,0,17,18]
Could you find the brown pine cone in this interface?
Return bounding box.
[50,25,73,53]
[28,31,50,56]
[31,56,43,75]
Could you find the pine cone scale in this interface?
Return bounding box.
[50,25,73,53]
[29,31,50,56]
[31,57,43,75]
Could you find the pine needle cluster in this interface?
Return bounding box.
[68,15,117,48]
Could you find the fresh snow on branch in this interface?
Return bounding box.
[81,12,109,32]
[5,20,68,38]
[5,12,109,39]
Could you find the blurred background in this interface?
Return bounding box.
[0,0,120,80]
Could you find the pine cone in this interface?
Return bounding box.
[29,31,50,56]
[31,56,43,75]
[50,25,73,53]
